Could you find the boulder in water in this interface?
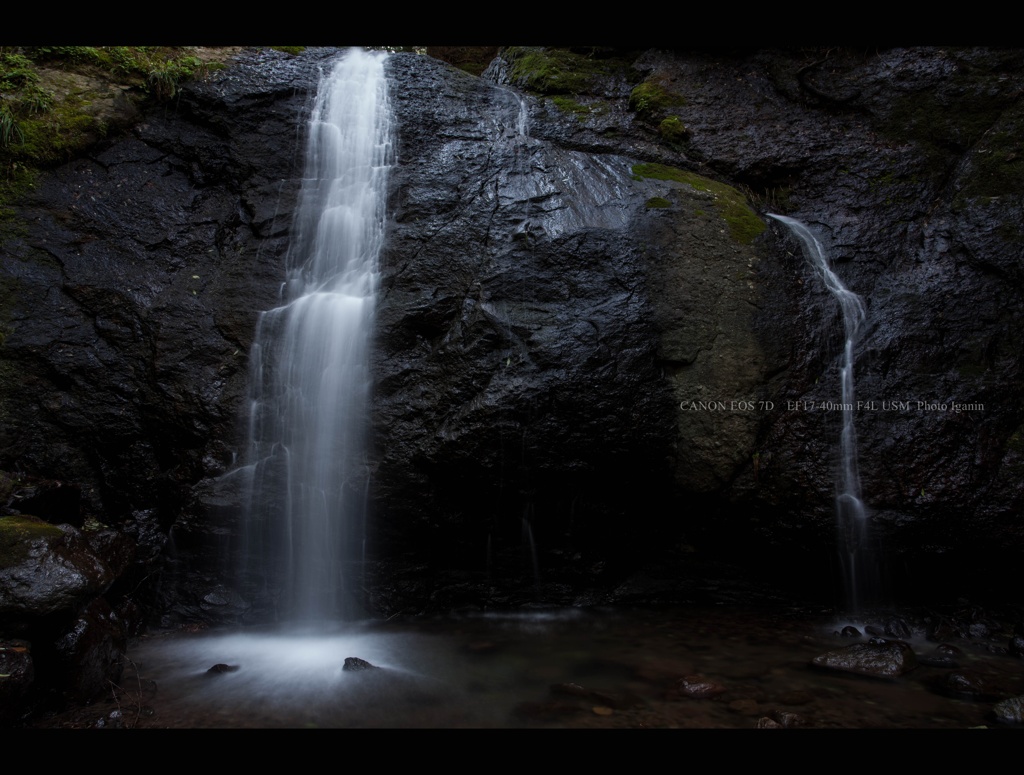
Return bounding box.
[810,639,918,678]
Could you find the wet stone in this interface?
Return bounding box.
[770,710,806,728]
[884,618,913,639]
[968,623,989,639]
[935,669,999,700]
[928,619,961,642]
[342,657,378,671]
[920,643,962,668]
[810,640,918,678]
[672,675,727,699]
[992,696,1024,725]
[1010,636,1024,658]
[206,663,240,674]
[840,626,861,638]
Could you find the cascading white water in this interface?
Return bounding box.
[241,49,393,623]
[768,214,872,611]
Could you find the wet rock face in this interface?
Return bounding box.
[0,49,335,624]
[669,48,1024,575]
[373,53,683,571]
[0,46,1022,623]
[0,49,330,529]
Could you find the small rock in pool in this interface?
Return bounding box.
[343,657,378,671]
[207,664,240,674]
[840,626,861,638]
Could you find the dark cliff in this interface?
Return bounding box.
[1,46,1022,659]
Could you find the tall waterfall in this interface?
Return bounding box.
[241,49,393,623]
[769,214,873,611]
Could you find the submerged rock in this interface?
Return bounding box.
[933,669,1002,701]
[672,674,727,698]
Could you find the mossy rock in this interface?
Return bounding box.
[646,196,672,209]
[1,47,224,208]
[0,515,63,566]
[659,115,690,143]
[505,46,636,96]
[0,515,113,617]
[632,163,766,244]
[629,79,685,120]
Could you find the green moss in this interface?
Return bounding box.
[16,95,107,164]
[632,163,766,244]
[658,115,689,143]
[505,46,635,96]
[271,46,306,56]
[629,79,685,119]
[646,196,671,208]
[0,515,63,565]
[1,47,222,208]
[550,95,591,116]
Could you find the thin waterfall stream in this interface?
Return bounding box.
[768,214,873,611]
[240,49,393,624]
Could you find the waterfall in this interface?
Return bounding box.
[768,214,873,611]
[241,49,393,623]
